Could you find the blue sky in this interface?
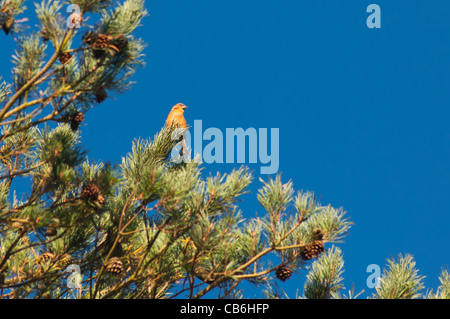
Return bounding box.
[1,0,450,298]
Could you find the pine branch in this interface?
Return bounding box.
[427,269,450,299]
[373,254,425,299]
[303,246,345,299]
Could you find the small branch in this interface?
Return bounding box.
[234,265,278,280]
[1,98,45,120]
[0,161,47,180]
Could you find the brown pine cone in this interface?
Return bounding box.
[2,15,14,35]
[59,52,73,65]
[81,183,106,207]
[94,87,107,103]
[300,241,325,260]
[106,257,123,276]
[276,265,293,282]
[70,112,85,132]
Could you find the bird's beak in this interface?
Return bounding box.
[182,105,187,109]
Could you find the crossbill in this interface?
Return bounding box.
[166,103,187,128]
[166,103,189,155]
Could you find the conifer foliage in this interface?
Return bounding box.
[0,0,448,299]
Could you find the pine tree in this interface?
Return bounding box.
[0,0,449,299]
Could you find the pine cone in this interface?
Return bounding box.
[83,32,105,59]
[2,15,14,35]
[91,34,110,59]
[276,265,293,282]
[94,87,107,103]
[84,33,128,59]
[59,52,72,65]
[300,241,325,261]
[81,183,106,207]
[70,112,85,132]
[97,193,106,206]
[93,34,110,49]
[106,257,123,275]
[81,183,100,200]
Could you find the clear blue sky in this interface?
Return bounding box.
[1,0,450,298]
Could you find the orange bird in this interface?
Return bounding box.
[166,103,188,128]
[166,103,189,155]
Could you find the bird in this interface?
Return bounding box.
[165,103,189,155]
[166,103,187,128]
